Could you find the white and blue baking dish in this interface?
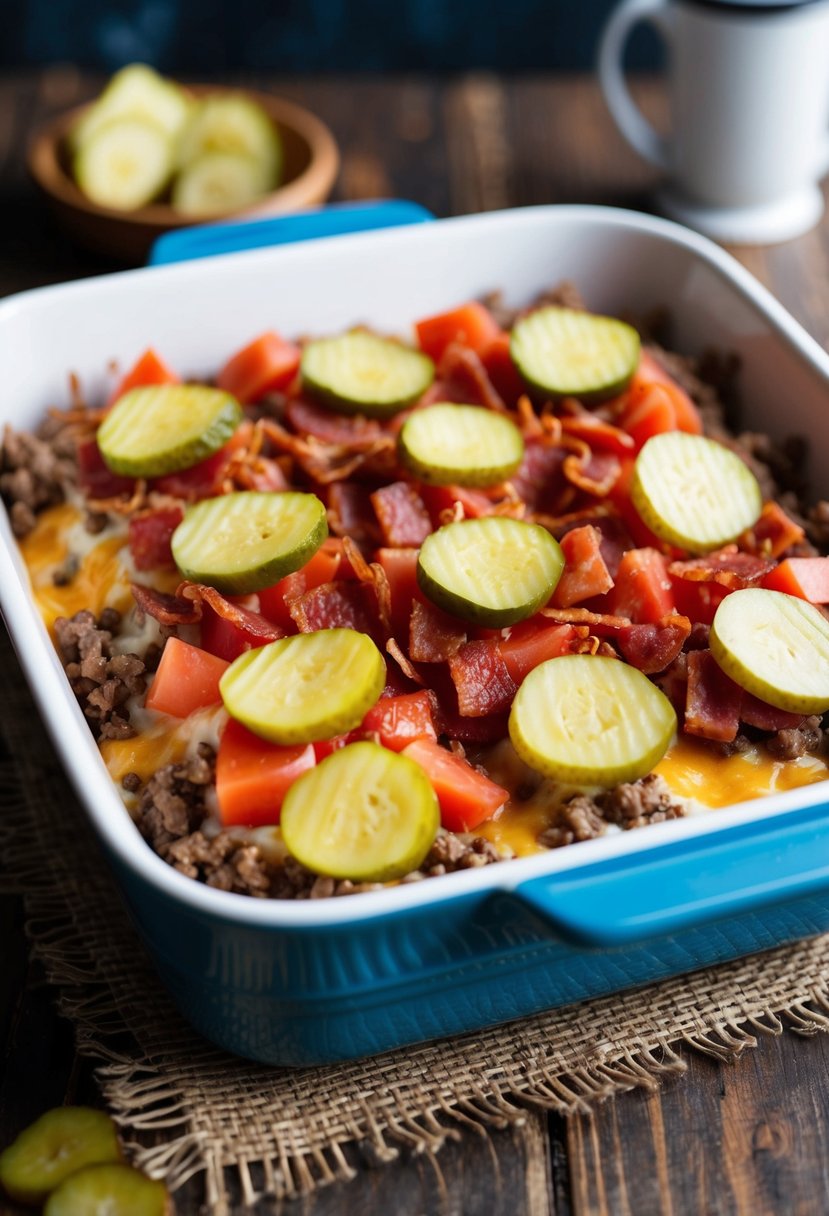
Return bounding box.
[3,203,829,1066]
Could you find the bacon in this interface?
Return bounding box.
[616,613,692,674]
[409,599,467,662]
[541,605,631,635]
[76,439,136,500]
[448,640,517,717]
[438,343,507,412]
[370,481,433,547]
[509,439,568,513]
[131,584,201,625]
[684,649,743,743]
[132,580,288,639]
[385,637,425,685]
[559,410,634,457]
[261,417,394,484]
[285,397,384,446]
[327,483,383,546]
[741,500,806,559]
[289,580,385,643]
[127,506,183,571]
[740,694,805,732]
[562,448,621,497]
[669,545,775,589]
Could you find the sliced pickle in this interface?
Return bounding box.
[510,306,640,402]
[74,119,173,210]
[631,432,762,553]
[44,1163,169,1216]
[301,331,434,417]
[0,1107,121,1205]
[69,64,192,154]
[509,654,677,786]
[398,402,525,487]
[176,94,282,185]
[710,587,829,714]
[171,490,327,594]
[97,384,242,478]
[220,629,386,744]
[281,740,439,881]
[172,151,273,216]
[417,517,564,627]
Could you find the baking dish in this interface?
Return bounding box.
[4,203,829,1066]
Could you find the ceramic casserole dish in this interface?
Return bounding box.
[4,204,829,1067]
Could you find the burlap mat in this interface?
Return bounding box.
[4,629,829,1212]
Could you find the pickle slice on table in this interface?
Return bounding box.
[97,384,242,478]
[172,151,274,216]
[171,490,327,594]
[301,331,434,416]
[631,431,763,553]
[398,402,525,486]
[220,629,386,744]
[417,516,564,627]
[710,587,829,714]
[44,1164,169,1216]
[0,1106,121,1205]
[510,306,640,402]
[74,119,173,210]
[509,654,677,786]
[281,741,439,882]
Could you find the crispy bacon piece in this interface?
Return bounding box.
[669,545,775,589]
[77,439,136,500]
[741,500,806,559]
[127,505,184,571]
[409,599,467,662]
[510,439,568,513]
[740,695,805,733]
[559,409,634,457]
[684,649,743,743]
[286,397,383,446]
[131,584,200,625]
[551,524,614,608]
[541,605,631,635]
[327,483,383,546]
[130,582,285,644]
[370,481,433,547]
[562,448,621,497]
[438,343,507,412]
[289,580,385,643]
[385,637,425,685]
[616,614,692,675]
[448,640,518,717]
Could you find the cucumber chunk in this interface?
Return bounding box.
[172,491,327,594]
[510,306,640,402]
[220,629,386,744]
[44,1164,169,1216]
[0,1107,121,1205]
[710,587,829,714]
[177,94,281,185]
[172,151,274,217]
[417,517,564,627]
[301,332,435,417]
[97,385,242,478]
[74,118,173,210]
[509,654,677,786]
[281,741,440,882]
[631,432,763,553]
[398,403,525,486]
[69,63,192,154]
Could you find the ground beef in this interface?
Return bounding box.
[538,796,606,848]
[766,715,826,760]
[402,831,506,880]
[539,773,685,848]
[806,501,829,550]
[54,608,146,740]
[0,423,77,538]
[135,745,215,852]
[166,831,273,897]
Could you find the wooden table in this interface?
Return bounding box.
[3,68,829,1216]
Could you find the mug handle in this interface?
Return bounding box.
[597,0,671,170]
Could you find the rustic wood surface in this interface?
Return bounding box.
[3,69,829,1216]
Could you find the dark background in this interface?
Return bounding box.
[0,1,660,73]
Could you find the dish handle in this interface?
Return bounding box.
[147,200,434,265]
[513,797,829,946]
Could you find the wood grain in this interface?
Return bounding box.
[3,69,829,1216]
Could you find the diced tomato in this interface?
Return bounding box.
[151,423,251,500]
[670,577,729,627]
[481,331,524,405]
[611,548,675,623]
[258,547,342,628]
[618,381,677,451]
[216,331,301,404]
[200,602,284,662]
[498,621,585,683]
[128,506,184,571]
[216,718,315,828]
[415,302,502,363]
[763,557,829,603]
[313,732,360,761]
[448,641,517,717]
[607,457,669,551]
[403,737,508,832]
[145,637,228,718]
[552,525,614,608]
[636,352,702,435]
[76,439,135,499]
[108,348,178,405]
[419,483,494,526]
[745,500,806,559]
[376,547,422,638]
[361,690,438,751]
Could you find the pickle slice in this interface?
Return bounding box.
[177,94,282,185]
[510,306,640,402]
[172,491,327,594]
[97,385,242,478]
[44,1164,169,1216]
[0,1107,121,1205]
[301,332,435,417]
[74,118,173,210]
[509,654,677,786]
[220,629,386,744]
[710,587,829,714]
[417,517,564,627]
[281,741,439,882]
[172,151,274,217]
[69,64,192,154]
[398,403,525,487]
[631,432,763,554]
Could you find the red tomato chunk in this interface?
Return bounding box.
[145,637,228,718]
[403,737,508,832]
[216,719,315,827]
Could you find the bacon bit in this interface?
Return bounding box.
[541,605,631,635]
[88,479,148,516]
[616,614,692,674]
[562,449,621,497]
[286,397,383,446]
[740,695,805,732]
[386,637,426,685]
[448,640,517,717]
[409,599,467,662]
[69,370,86,410]
[576,635,601,655]
[741,500,806,559]
[328,485,383,546]
[559,410,635,456]
[132,583,201,625]
[128,505,183,571]
[176,583,285,642]
[438,343,507,412]
[684,650,742,743]
[594,639,618,658]
[300,437,396,485]
[371,482,433,547]
[669,546,775,589]
[369,561,393,636]
[449,738,467,758]
[342,535,373,582]
[516,395,544,438]
[552,525,614,608]
[290,579,385,643]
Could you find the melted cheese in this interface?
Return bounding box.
[654,735,829,808]
[100,719,189,784]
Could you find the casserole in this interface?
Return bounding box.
[4,204,829,1066]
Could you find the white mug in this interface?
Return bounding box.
[598,0,829,242]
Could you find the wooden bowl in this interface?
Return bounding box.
[27,86,340,263]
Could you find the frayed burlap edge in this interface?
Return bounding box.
[4,646,829,1212]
